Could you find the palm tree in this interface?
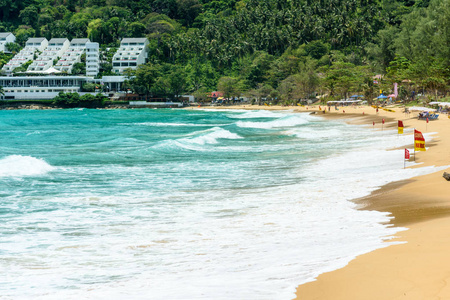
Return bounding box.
[0,86,4,101]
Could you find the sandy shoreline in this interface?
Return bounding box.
[197,104,450,299]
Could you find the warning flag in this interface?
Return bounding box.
[414,129,426,151]
[405,149,410,159]
[398,120,404,134]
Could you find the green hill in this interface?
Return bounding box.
[0,0,449,102]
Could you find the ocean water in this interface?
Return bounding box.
[0,108,444,300]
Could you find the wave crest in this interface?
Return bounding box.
[236,115,309,129]
[0,155,55,177]
[181,127,243,145]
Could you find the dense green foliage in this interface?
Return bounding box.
[0,0,449,102]
[52,91,107,107]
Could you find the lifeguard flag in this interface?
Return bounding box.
[398,120,404,134]
[414,129,426,151]
[405,149,410,159]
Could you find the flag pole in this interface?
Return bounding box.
[414,128,416,162]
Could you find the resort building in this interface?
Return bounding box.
[0,75,127,100]
[85,42,100,76]
[2,38,48,74]
[54,38,90,74]
[112,38,148,74]
[0,76,86,100]
[27,38,70,73]
[0,32,16,53]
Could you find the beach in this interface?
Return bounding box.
[1,104,448,299]
[206,103,450,299]
[294,105,450,299]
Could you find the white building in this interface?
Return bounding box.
[85,42,100,76]
[0,32,16,53]
[0,76,86,100]
[2,38,48,74]
[27,38,70,73]
[0,75,127,100]
[112,38,148,74]
[54,38,90,74]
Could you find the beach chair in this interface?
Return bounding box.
[428,114,439,120]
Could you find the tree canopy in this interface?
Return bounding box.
[0,0,448,101]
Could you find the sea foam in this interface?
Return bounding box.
[236,115,309,129]
[180,127,243,145]
[0,155,55,177]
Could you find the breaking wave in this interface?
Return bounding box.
[0,155,55,177]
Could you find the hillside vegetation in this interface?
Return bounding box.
[0,0,449,103]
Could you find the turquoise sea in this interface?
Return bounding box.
[0,108,443,299]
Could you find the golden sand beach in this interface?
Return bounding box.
[198,103,450,299]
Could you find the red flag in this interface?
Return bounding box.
[426,118,429,123]
[398,120,404,134]
[405,149,410,159]
[382,119,385,124]
[373,121,375,126]
[414,129,426,151]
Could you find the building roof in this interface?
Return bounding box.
[121,38,148,43]
[0,32,14,38]
[27,37,47,43]
[71,38,90,44]
[49,38,69,43]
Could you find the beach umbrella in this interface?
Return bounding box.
[377,94,388,99]
[408,106,436,112]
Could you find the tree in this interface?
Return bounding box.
[176,0,202,26]
[5,42,21,54]
[87,19,104,42]
[278,75,299,104]
[324,62,359,99]
[53,92,106,108]
[131,63,160,97]
[166,65,188,100]
[193,87,209,103]
[305,40,329,59]
[128,22,146,37]
[217,76,241,99]
[71,62,86,75]
[14,26,36,46]
[19,5,39,27]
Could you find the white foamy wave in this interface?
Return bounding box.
[181,127,243,145]
[285,127,343,139]
[236,115,309,129]
[136,122,218,127]
[0,155,55,177]
[227,110,289,119]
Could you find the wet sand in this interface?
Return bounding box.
[197,103,450,299]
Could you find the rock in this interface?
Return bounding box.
[443,172,450,181]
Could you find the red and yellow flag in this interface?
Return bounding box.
[414,129,426,151]
[398,120,404,134]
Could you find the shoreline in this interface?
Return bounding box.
[296,105,450,299]
[197,104,450,299]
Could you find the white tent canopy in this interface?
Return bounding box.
[428,102,450,108]
[408,106,437,112]
[327,100,362,104]
[26,67,62,74]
